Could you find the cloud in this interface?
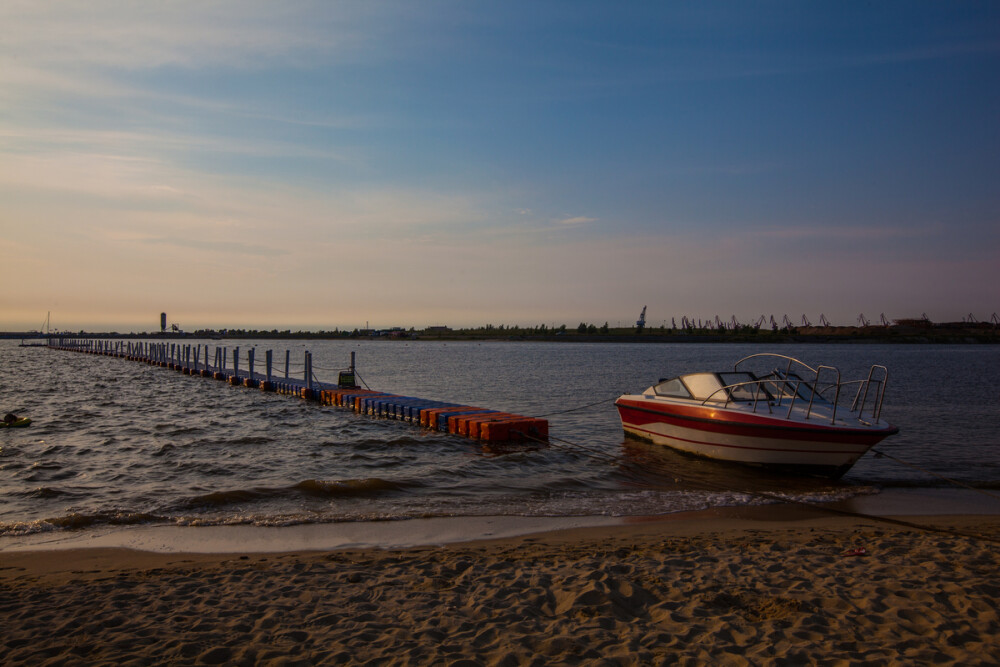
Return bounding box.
[557,216,597,226]
[139,236,285,258]
[0,1,380,70]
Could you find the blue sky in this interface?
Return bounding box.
[1,1,997,332]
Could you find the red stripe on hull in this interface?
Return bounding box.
[616,399,895,447]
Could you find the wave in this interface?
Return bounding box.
[294,477,412,498]
[176,477,416,510]
[180,488,271,508]
[0,510,167,537]
[18,486,76,499]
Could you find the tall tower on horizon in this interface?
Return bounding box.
[160,313,167,333]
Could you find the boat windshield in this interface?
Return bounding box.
[761,372,830,404]
[652,377,691,398]
[717,372,762,402]
[681,373,727,402]
[653,371,792,403]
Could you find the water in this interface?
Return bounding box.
[2,338,999,540]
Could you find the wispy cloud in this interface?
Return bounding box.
[139,236,285,258]
[0,1,382,70]
[0,125,357,166]
[557,216,597,226]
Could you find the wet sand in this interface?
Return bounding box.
[3,508,999,665]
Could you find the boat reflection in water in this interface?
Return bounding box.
[616,437,876,511]
[615,353,900,479]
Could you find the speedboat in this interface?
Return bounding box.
[615,353,899,478]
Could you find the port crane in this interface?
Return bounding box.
[636,306,647,333]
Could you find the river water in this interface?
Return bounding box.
[1,338,998,542]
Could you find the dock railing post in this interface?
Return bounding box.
[285,350,290,379]
[266,350,273,386]
[305,351,312,392]
[248,348,255,386]
[233,347,240,380]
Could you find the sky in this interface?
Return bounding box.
[1,1,997,333]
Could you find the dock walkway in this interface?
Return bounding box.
[45,338,548,444]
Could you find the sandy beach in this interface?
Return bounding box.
[3,508,999,666]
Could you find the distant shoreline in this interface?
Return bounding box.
[4,327,998,344]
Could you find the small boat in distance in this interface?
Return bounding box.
[615,353,899,478]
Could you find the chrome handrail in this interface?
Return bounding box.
[850,365,889,423]
[700,362,888,426]
[734,353,818,376]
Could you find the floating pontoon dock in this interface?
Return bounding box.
[45,338,548,444]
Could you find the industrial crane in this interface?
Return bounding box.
[636,306,647,333]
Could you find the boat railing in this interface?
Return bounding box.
[734,353,818,376]
[708,363,888,426]
[850,365,889,424]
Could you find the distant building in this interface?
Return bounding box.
[424,326,452,334]
[894,318,932,328]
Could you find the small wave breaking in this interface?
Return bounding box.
[177,477,415,510]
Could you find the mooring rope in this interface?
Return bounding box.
[872,449,1000,501]
[533,394,621,418]
[353,371,372,390]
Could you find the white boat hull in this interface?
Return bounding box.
[616,397,898,478]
